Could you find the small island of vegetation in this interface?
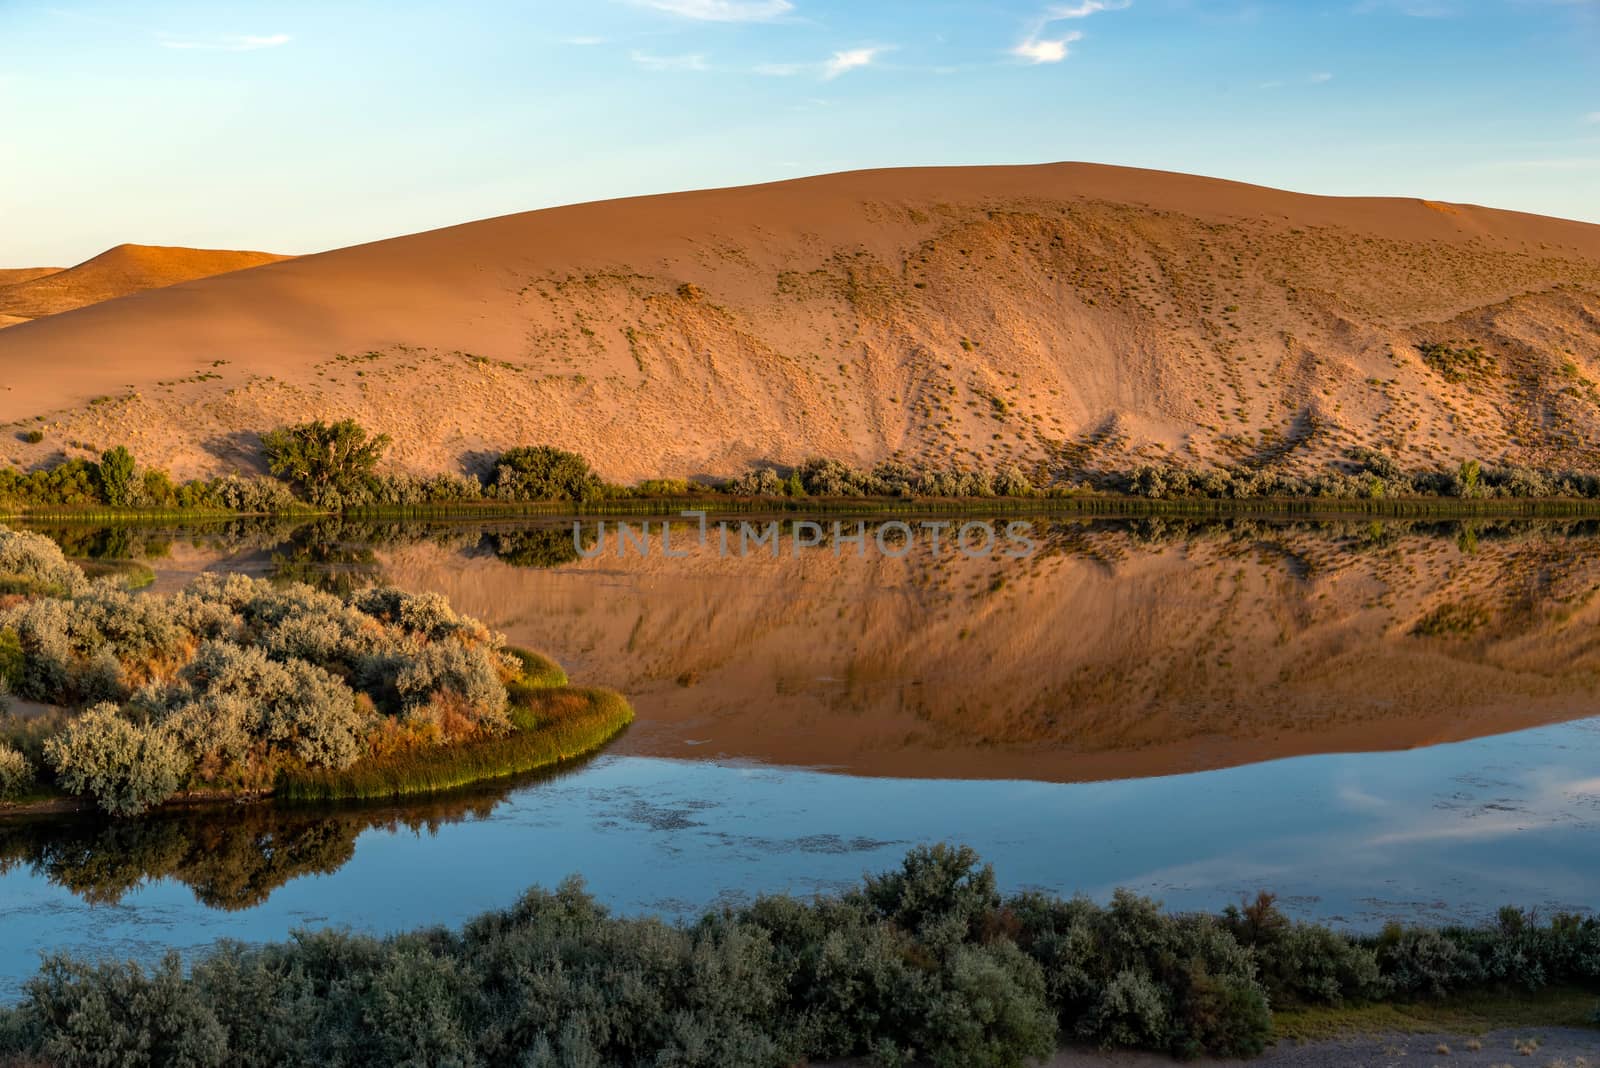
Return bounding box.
[0,524,631,817]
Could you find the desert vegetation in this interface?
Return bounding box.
[14,421,1600,519]
[0,525,629,816]
[0,844,1595,1066]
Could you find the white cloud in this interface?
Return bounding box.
[630,50,710,71]
[1309,71,1334,83]
[822,47,883,79]
[159,32,291,51]
[565,36,607,46]
[635,0,793,21]
[1045,0,1131,16]
[1013,32,1081,63]
[1014,0,1127,64]
[1584,111,1600,124]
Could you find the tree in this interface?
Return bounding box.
[489,446,602,502]
[261,420,390,507]
[97,447,137,507]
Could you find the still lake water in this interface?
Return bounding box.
[2,514,1598,995]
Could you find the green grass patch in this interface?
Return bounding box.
[1272,985,1600,1043]
[71,558,156,590]
[274,685,632,804]
[503,645,568,690]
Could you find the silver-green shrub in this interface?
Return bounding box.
[0,525,89,597]
[44,703,189,817]
[0,741,32,801]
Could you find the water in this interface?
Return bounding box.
[2,514,1598,996]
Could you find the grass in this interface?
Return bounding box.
[503,646,568,690]
[274,685,632,804]
[71,558,156,589]
[1272,986,1600,1043]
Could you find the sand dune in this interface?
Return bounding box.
[2,163,1599,479]
[0,243,288,326]
[0,268,62,289]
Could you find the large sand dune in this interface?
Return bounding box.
[0,244,288,326]
[2,163,1599,480]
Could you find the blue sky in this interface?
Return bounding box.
[3,0,1597,265]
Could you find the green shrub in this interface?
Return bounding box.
[20,429,44,445]
[1222,891,1385,1007]
[0,525,89,597]
[0,741,32,800]
[96,446,138,507]
[261,419,391,507]
[6,847,1600,1065]
[488,445,603,502]
[18,952,228,1068]
[43,703,189,816]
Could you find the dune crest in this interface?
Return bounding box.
[0,243,289,325]
[2,163,1599,480]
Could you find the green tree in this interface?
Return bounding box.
[261,420,391,507]
[96,447,137,507]
[489,445,602,502]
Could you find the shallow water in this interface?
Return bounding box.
[2,514,1598,995]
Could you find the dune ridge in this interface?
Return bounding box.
[2,162,1599,482]
[0,243,289,325]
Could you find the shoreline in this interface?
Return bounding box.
[14,492,1600,524]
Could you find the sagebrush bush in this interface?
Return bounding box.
[0,740,32,800]
[5,564,525,813]
[0,525,90,597]
[43,703,190,816]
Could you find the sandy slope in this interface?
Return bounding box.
[0,244,287,326]
[2,163,1599,480]
[0,267,62,288]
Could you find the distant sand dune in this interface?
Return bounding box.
[0,243,288,324]
[2,163,1598,480]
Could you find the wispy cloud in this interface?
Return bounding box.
[1309,71,1334,83]
[1014,0,1128,64]
[822,47,885,78]
[630,50,710,71]
[1047,0,1131,16]
[1013,32,1082,63]
[564,35,607,46]
[159,32,291,51]
[1585,111,1600,124]
[634,0,793,21]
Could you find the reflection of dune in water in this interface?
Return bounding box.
[367,518,1600,782]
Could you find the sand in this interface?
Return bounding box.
[0,243,287,325]
[1,163,1598,482]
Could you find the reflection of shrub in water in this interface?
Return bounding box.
[0,793,499,910]
[490,526,595,568]
[270,524,386,596]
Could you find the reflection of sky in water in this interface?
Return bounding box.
[3,716,1597,998]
